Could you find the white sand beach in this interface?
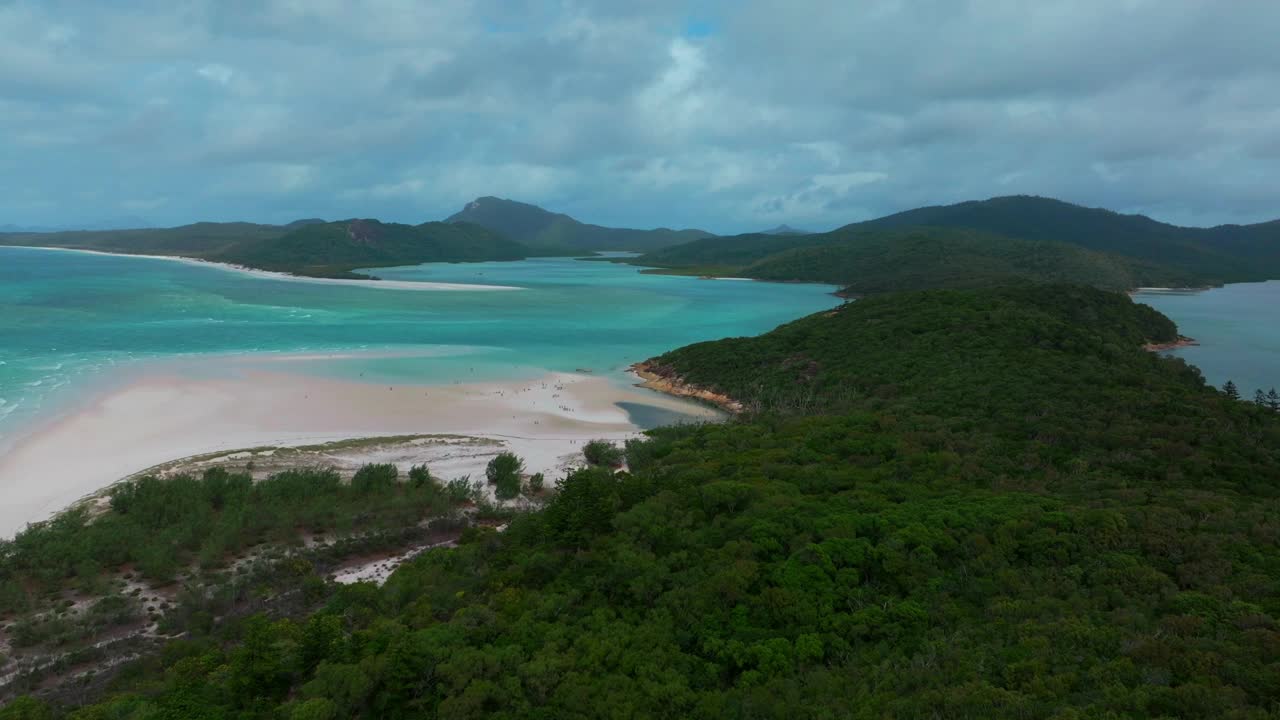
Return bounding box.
[4,245,521,292]
[0,365,720,538]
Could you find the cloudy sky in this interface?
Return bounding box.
[3,1,1278,232]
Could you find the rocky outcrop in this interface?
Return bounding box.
[1143,335,1198,352]
[630,362,744,414]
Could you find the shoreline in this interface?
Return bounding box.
[1143,335,1199,352]
[1128,285,1214,297]
[0,365,721,538]
[1,245,521,292]
[630,361,744,414]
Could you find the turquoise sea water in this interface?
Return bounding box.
[0,248,842,442]
[1135,281,1280,397]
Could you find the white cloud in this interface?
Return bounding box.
[2,0,1279,230]
[196,63,234,86]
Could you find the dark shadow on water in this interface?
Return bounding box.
[615,401,718,430]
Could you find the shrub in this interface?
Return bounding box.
[408,464,432,487]
[486,453,525,500]
[583,440,624,468]
[350,464,398,495]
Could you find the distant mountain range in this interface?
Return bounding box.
[446,196,714,252]
[636,195,1280,292]
[4,194,1278,288]
[851,195,1280,281]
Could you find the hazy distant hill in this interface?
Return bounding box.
[0,222,288,257]
[638,195,1280,289]
[637,225,1196,293]
[742,228,1201,294]
[284,218,327,228]
[216,220,528,277]
[447,196,714,252]
[850,195,1280,282]
[0,219,529,278]
[759,224,812,236]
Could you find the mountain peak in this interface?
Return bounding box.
[447,196,714,252]
[761,224,811,236]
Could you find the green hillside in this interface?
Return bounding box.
[447,196,714,252]
[635,196,1280,290]
[636,230,823,268]
[742,228,1201,294]
[852,195,1280,282]
[216,219,528,277]
[648,285,1181,412]
[636,226,1198,293]
[14,285,1280,718]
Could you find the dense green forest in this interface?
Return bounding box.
[446,196,714,252]
[635,195,1280,290]
[0,462,505,705]
[9,285,1279,718]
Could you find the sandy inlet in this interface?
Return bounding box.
[0,365,720,538]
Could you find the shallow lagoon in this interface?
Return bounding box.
[0,248,842,441]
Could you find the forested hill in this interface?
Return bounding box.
[742,228,1202,294]
[215,219,527,278]
[0,220,531,279]
[850,195,1280,282]
[446,196,714,252]
[636,196,1280,290]
[636,226,1200,292]
[647,284,1184,414]
[17,284,1280,718]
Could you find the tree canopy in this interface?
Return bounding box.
[10,284,1279,718]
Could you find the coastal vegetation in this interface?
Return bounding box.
[485,453,525,501]
[8,284,1279,717]
[0,460,513,704]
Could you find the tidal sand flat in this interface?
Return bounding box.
[0,247,840,536]
[0,364,719,537]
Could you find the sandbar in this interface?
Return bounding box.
[1,245,521,291]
